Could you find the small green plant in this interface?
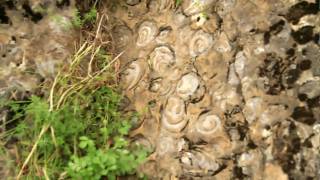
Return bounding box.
[72,8,97,28]
[1,42,147,179]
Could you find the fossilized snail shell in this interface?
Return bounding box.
[180,151,220,175]
[189,30,213,57]
[214,32,232,53]
[126,0,140,6]
[112,25,133,49]
[187,111,225,142]
[149,45,175,75]
[149,78,174,96]
[161,96,188,132]
[176,72,205,102]
[136,20,158,47]
[121,59,146,90]
[182,0,215,16]
[156,135,177,156]
[132,134,155,152]
[196,113,221,135]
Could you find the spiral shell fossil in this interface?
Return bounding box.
[161,96,188,132]
[189,30,213,57]
[195,112,222,136]
[176,73,205,102]
[121,59,146,90]
[112,25,133,49]
[149,46,175,76]
[136,20,158,47]
[156,135,179,156]
[149,78,174,96]
[182,0,215,16]
[126,0,140,6]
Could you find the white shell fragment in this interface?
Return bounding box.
[136,20,158,47]
[176,72,204,101]
[121,59,146,90]
[189,30,213,57]
[150,46,175,76]
[161,96,188,132]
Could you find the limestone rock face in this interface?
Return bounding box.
[112,0,320,179]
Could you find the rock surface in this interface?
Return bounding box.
[113,0,320,179]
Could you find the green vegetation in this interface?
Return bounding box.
[175,0,183,7]
[49,7,97,29]
[71,7,97,28]
[0,7,147,178]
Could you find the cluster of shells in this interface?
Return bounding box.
[115,0,320,179]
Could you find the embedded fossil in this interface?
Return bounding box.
[111,0,320,178]
[186,110,227,143]
[195,112,222,136]
[156,135,179,156]
[112,25,133,49]
[149,45,175,76]
[149,77,174,96]
[161,96,188,133]
[189,30,213,57]
[132,134,155,152]
[182,0,215,16]
[136,20,158,47]
[180,150,221,176]
[126,0,140,6]
[121,59,146,90]
[176,72,205,102]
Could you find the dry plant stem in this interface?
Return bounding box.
[50,126,58,149]
[88,45,102,77]
[56,51,124,109]
[43,167,50,180]
[49,72,60,111]
[88,14,105,77]
[16,124,50,180]
[58,172,67,180]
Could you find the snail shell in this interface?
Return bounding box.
[176,72,205,102]
[187,110,226,143]
[156,135,178,156]
[132,134,155,152]
[121,59,146,90]
[182,0,215,16]
[112,25,133,49]
[189,30,213,57]
[149,45,175,76]
[161,96,188,132]
[195,112,222,136]
[136,20,158,47]
[149,77,174,96]
[126,0,140,6]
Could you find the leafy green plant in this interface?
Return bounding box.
[72,7,97,28]
[0,41,147,179]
